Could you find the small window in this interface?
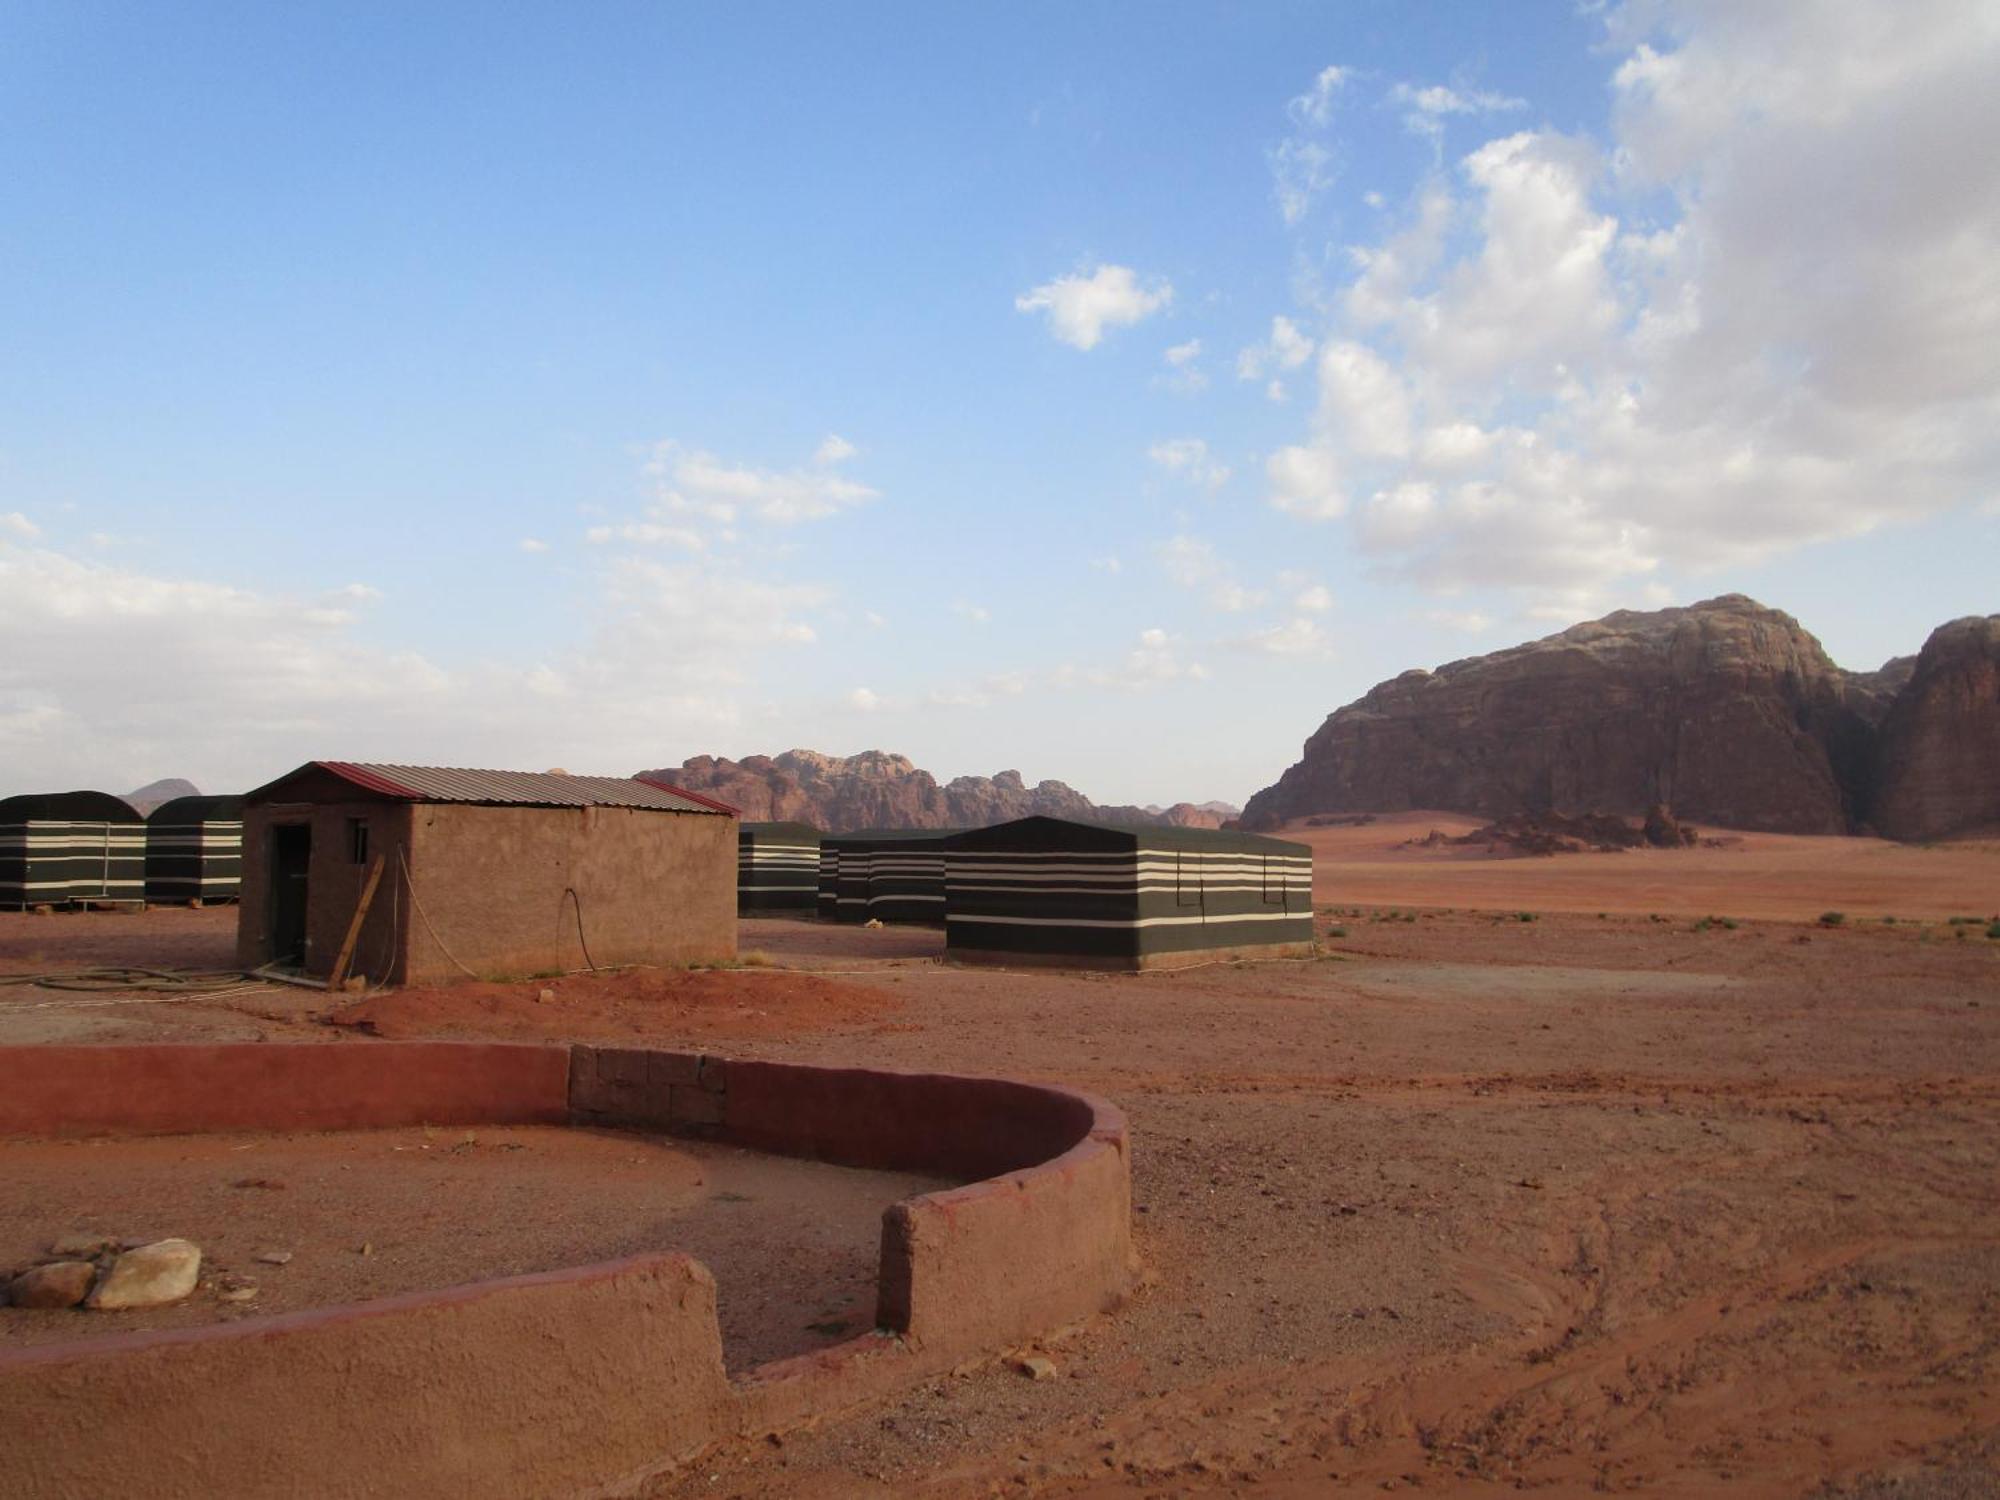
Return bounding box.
[348,817,369,865]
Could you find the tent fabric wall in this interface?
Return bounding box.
[145,795,246,904]
[819,829,957,924]
[737,821,822,914]
[943,816,1314,969]
[0,792,147,909]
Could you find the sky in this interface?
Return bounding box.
[2,0,1996,806]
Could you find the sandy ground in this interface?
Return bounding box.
[1297,811,2000,922]
[2,833,1998,1497]
[1,1125,945,1371]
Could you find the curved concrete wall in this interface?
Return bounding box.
[0,1042,1134,1500]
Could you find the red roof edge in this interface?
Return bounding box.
[635,776,741,817]
[317,761,423,800]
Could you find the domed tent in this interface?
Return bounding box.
[145,794,246,904]
[736,821,822,915]
[943,816,1314,970]
[0,791,146,909]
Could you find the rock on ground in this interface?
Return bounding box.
[86,1239,201,1311]
[9,1261,97,1309]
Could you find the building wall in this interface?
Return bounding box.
[236,800,414,980]
[400,803,734,983]
[239,801,735,983]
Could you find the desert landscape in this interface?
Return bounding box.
[4,810,1995,1496]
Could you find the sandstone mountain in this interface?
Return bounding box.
[1241,595,1996,840]
[1871,614,2000,841]
[124,777,200,815]
[643,749,1231,834]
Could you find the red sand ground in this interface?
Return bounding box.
[2,827,1998,1497]
[1296,811,2000,922]
[1,1126,944,1369]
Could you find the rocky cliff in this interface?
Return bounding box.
[1870,615,2000,841]
[1240,595,1988,838]
[642,749,1231,833]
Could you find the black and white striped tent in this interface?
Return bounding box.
[737,821,822,915]
[943,816,1314,969]
[145,794,245,904]
[819,828,957,924]
[0,791,147,910]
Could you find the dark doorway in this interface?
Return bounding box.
[271,824,312,965]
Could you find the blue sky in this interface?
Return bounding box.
[2,1,1995,804]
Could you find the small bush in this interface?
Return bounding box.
[1949,916,1982,926]
[1819,911,1846,927]
[1881,915,1897,926]
[1327,925,1350,939]
[737,950,775,968]
[1987,920,2000,941]
[1515,911,1538,923]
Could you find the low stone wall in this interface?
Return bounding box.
[0,1041,1134,1499]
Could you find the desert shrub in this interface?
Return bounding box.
[1326,925,1350,938]
[1515,911,1537,923]
[1987,920,2000,941]
[1881,915,1897,926]
[737,950,775,968]
[1819,911,1846,927]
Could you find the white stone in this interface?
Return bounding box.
[86,1239,202,1310]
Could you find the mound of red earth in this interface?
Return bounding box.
[642,748,1236,833]
[1242,596,2000,841]
[1410,805,1702,857]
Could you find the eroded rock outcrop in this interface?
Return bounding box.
[1870,615,2000,841]
[1241,596,1901,835]
[643,750,1230,833]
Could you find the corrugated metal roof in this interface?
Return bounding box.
[312,762,735,815]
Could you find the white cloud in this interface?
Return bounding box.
[518,537,549,554]
[1270,138,1335,226]
[1089,556,1123,575]
[952,600,991,623]
[1261,1,2000,607]
[1015,264,1173,351]
[1295,583,1334,613]
[1159,337,1209,393]
[0,455,844,789]
[847,687,883,711]
[1236,315,1316,381]
[3,512,42,540]
[1389,80,1527,147]
[1147,437,1231,491]
[1228,617,1332,657]
[1156,535,1265,612]
[863,610,888,628]
[1266,444,1347,520]
[1424,608,1493,634]
[1288,64,1353,128]
[644,440,878,527]
[813,434,858,465]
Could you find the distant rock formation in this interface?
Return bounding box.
[641,750,1230,834]
[1870,615,2000,841]
[124,778,199,815]
[1242,595,1993,840]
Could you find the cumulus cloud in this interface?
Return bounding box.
[1288,65,1353,128]
[1015,264,1173,350]
[1054,628,1210,691]
[2,512,40,540]
[518,537,549,554]
[952,600,992,623]
[1159,338,1208,393]
[1148,437,1231,491]
[847,687,883,711]
[1263,0,2000,609]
